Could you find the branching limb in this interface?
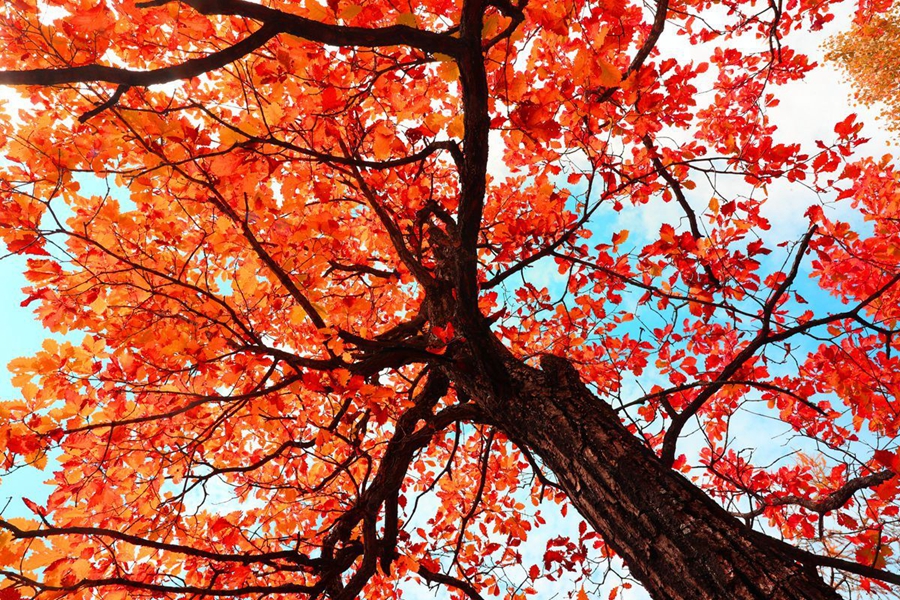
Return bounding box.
[451,428,495,567]
[762,225,817,331]
[63,372,304,433]
[0,0,460,89]
[731,469,894,520]
[0,520,319,569]
[592,0,669,101]
[625,0,670,79]
[0,571,319,598]
[78,84,130,122]
[751,529,900,588]
[484,173,660,291]
[172,0,460,56]
[0,22,279,86]
[417,564,487,600]
[633,379,828,417]
[483,0,526,50]
[204,109,464,170]
[551,251,756,320]
[340,139,436,285]
[317,373,487,595]
[659,265,900,468]
[642,134,720,287]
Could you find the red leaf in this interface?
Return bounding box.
[7,237,50,256]
[22,497,45,516]
[834,114,861,138]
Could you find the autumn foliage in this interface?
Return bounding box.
[0,0,898,598]
[827,2,900,132]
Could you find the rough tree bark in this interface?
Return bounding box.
[445,339,844,599]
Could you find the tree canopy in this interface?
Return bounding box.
[827,3,900,132]
[0,0,899,599]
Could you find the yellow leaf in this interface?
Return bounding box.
[597,59,622,87]
[90,296,107,314]
[20,382,37,402]
[394,553,419,576]
[289,305,307,325]
[309,460,328,481]
[424,112,448,134]
[31,450,47,470]
[218,123,245,147]
[482,14,499,36]
[373,130,393,160]
[290,302,327,325]
[592,26,609,51]
[340,5,362,21]
[70,558,92,579]
[438,61,459,82]
[448,114,465,139]
[709,196,719,213]
[0,532,17,567]
[397,12,417,27]
[312,301,328,318]
[305,1,328,21]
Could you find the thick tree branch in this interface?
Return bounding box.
[0,520,319,568]
[326,260,398,280]
[626,0,670,79]
[0,23,281,87]
[0,571,318,597]
[752,530,900,588]
[78,84,130,122]
[418,565,487,600]
[318,373,486,594]
[732,469,895,519]
[170,0,460,56]
[455,0,492,309]
[0,1,460,90]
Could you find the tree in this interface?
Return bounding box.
[826,3,900,132]
[0,0,899,598]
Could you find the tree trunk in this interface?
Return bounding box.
[458,352,843,600]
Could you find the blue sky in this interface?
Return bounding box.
[0,251,55,517]
[0,253,40,400]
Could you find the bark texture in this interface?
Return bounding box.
[449,346,843,599]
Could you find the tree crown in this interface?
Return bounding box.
[0,0,899,598]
